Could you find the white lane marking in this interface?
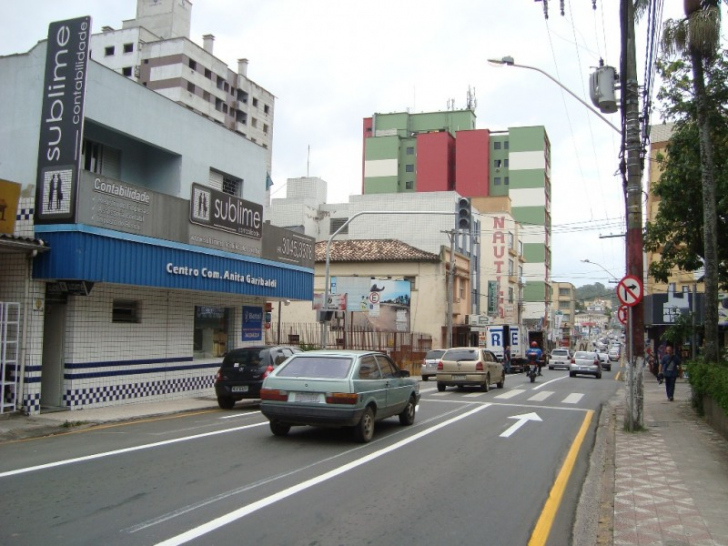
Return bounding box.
[219,411,262,420]
[528,391,554,402]
[494,389,525,400]
[0,422,268,479]
[532,375,568,390]
[155,404,492,546]
[562,393,585,404]
[500,412,543,438]
[431,392,449,396]
[463,392,484,398]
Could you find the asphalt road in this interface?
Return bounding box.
[0,368,620,546]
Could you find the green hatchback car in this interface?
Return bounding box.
[260,350,420,443]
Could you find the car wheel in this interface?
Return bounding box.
[549,366,554,370]
[569,372,576,378]
[269,420,291,436]
[354,407,375,443]
[217,396,235,410]
[399,396,416,426]
[481,373,490,392]
[597,373,602,379]
[422,375,429,381]
[496,372,505,389]
[437,382,446,392]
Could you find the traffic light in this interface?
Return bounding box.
[456,197,471,231]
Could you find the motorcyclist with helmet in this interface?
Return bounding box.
[525,341,544,379]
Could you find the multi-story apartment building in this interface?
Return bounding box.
[0,16,309,415]
[552,281,576,333]
[361,109,551,328]
[90,0,275,175]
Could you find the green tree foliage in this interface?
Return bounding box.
[644,51,728,290]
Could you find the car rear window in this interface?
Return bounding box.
[221,348,268,369]
[425,350,446,360]
[442,349,479,361]
[574,351,594,359]
[552,350,568,357]
[276,356,353,379]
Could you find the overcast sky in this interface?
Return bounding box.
[0,1,705,288]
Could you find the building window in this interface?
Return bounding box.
[559,300,570,308]
[252,97,259,108]
[263,124,269,134]
[222,175,240,196]
[194,306,229,358]
[237,89,248,103]
[123,42,134,53]
[104,46,115,56]
[405,181,413,189]
[264,104,270,114]
[251,118,258,128]
[215,98,224,112]
[508,259,514,276]
[504,158,509,168]
[405,164,414,173]
[236,110,247,124]
[494,159,502,168]
[122,66,132,77]
[188,59,197,70]
[205,68,212,79]
[330,218,349,235]
[113,300,140,323]
[494,177,501,185]
[406,146,414,155]
[508,232,514,249]
[508,287,514,303]
[203,91,211,102]
[504,141,510,149]
[187,81,195,93]
[222,104,228,114]
[216,76,225,90]
[82,139,121,178]
[494,141,501,150]
[504,176,510,185]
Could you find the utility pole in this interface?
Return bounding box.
[622,0,644,431]
[446,230,455,348]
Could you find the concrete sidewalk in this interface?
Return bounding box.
[591,374,728,546]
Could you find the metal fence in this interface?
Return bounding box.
[266,322,434,375]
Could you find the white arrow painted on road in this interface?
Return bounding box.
[500,412,543,438]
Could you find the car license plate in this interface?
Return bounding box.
[232,386,249,393]
[452,375,466,381]
[294,392,321,403]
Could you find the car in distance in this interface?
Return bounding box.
[608,346,621,361]
[260,350,420,443]
[214,345,302,409]
[597,351,611,371]
[436,347,505,392]
[569,351,602,379]
[548,348,572,370]
[420,349,446,381]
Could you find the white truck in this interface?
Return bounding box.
[480,324,528,373]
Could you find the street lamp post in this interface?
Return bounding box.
[580,258,620,284]
[487,56,622,135]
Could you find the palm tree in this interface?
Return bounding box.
[661,1,723,363]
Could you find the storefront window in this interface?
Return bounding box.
[194,306,230,358]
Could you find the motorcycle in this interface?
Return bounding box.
[527,358,538,383]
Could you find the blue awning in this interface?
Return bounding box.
[33,224,313,300]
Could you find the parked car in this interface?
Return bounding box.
[608,347,621,361]
[436,347,505,392]
[569,351,602,379]
[548,348,572,370]
[421,349,446,381]
[260,350,420,443]
[214,345,302,409]
[597,351,611,371]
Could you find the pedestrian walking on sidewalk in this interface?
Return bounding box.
[659,345,682,401]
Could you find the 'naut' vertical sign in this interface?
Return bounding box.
[35,16,92,224]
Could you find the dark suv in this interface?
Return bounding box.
[214,345,301,409]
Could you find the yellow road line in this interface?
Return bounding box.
[529,409,594,546]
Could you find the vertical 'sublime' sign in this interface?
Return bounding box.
[35,16,92,224]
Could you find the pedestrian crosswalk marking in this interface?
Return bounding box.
[463,392,484,398]
[562,393,584,404]
[494,389,525,400]
[528,391,554,402]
